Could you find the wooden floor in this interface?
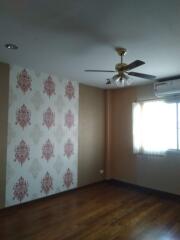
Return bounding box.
[0,182,180,240]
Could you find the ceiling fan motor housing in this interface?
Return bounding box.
[115,63,127,72]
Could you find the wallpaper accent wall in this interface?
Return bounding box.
[6,65,79,207]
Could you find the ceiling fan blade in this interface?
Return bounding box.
[85,70,115,73]
[123,60,145,71]
[128,72,156,80]
[156,74,180,82]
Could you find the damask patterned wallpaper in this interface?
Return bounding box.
[6,65,79,206]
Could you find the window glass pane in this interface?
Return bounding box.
[133,103,142,153]
[133,101,177,153]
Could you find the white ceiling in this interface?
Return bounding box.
[0,0,180,88]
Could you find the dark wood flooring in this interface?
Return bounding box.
[0,181,180,240]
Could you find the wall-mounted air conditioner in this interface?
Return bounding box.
[154,79,180,97]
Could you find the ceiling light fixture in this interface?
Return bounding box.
[5,43,18,50]
[106,76,130,87]
[106,79,111,85]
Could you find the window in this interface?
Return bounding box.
[133,100,180,154]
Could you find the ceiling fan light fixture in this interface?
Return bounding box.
[115,78,119,83]
[119,78,125,87]
[106,79,111,85]
[114,78,121,86]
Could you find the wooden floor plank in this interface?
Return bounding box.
[0,182,180,240]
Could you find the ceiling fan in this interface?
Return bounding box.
[85,47,156,86]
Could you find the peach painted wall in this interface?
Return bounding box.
[78,84,105,187]
[108,84,180,195]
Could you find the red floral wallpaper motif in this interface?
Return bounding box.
[16,104,31,129]
[65,110,74,129]
[63,168,73,188]
[64,139,74,158]
[43,107,55,129]
[65,81,75,100]
[15,140,30,166]
[43,75,56,98]
[16,69,32,94]
[41,172,53,194]
[6,66,78,207]
[13,177,29,202]
[42,139,54,161]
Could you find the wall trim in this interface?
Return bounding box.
[108,179,180,200]
[1,179,179,213]
[0,180,106,213]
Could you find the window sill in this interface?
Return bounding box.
[133,152,165,157]
[166,149,180,155]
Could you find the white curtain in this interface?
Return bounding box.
[133,100,177,154]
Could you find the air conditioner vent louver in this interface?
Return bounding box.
[154,79,180,97]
